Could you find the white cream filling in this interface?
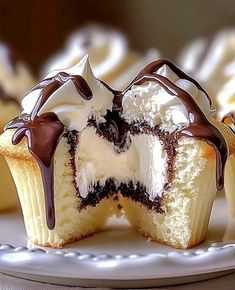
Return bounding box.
[75,126,168,201]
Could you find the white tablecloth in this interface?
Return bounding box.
[0,271,235,290]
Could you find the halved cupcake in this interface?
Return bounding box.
[0,56,119,247]
[118,61,233,248]
[0,56,231,249]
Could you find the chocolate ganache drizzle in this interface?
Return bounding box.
[4,59,228,230]
[5,72,92,230]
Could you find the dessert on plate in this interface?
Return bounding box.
[0,42,35,211]
[0,56,232,249]
[177,28,235,106]
[41,24,160,90]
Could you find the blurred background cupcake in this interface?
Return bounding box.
[41,24,160,90]
[0,42,35,211]
[177,28,235,108]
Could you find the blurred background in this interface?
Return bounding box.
[0,0,235,75]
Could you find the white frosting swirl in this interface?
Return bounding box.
[0,43,35,99]
[22,55,113,131]
[122,64,212,132]
[178,28,235,98]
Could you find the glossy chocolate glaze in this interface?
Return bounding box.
[7,113,64,230]
[5,72,92,230]
[4,59,228,229]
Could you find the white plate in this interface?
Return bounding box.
[0,194,235,288]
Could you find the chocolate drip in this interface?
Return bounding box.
[121,59,227,190]
[6,113,64,230]
[30,72,92,118]
[5,72,93,230]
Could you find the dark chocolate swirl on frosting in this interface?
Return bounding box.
[5,72,93,230]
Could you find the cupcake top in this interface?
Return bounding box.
[41,24,160,89]
[177,28,235,101]
[0,42,35,101]
[5,58,229,229]
[23,55,113,132]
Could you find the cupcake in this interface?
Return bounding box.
[41,24,160,90]
[0,42,35,211]
[0,56,232,249]
[177,28,235,107]
[118,61,233,249]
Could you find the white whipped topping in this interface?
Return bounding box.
[41,25,127,80]
[178,28,235,97]
[131,134,167,199]
[122,64,212,132]
[76,126,138,198]
[22,55,113,131]
[0,43,35,99]
[76,126,167,200]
